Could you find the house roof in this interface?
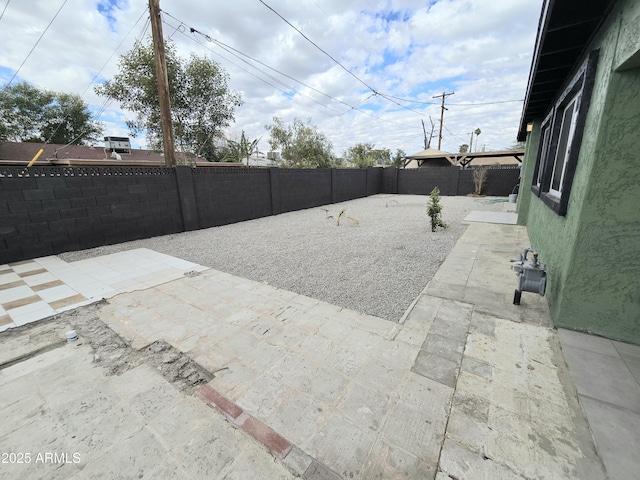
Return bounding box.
[404,149,524,168]
[405,148,450,159]
[0,142,166,163]
[0,142,244,167]
[517,0,617,141]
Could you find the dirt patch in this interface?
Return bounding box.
[1,304,213,395]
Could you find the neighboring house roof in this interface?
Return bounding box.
[0,142,243,167]
[404,149,524,168]
[0,141,165,163]
[465,155,521,167]
[517,0,617,140]
[404,148,454,168]
[405,148,449,158]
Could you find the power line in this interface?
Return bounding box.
[161,11,416,132]
[383,93,524,107]
[161,16,343,116]
[208,37,417,125]
[163,13,344,113]
[379,93,439,106]
[443,124,469,145]
[0,0,10,23]
[257,0,433,119]
[162,13,316,92]
[4,0,68,87]
[376,92,430,117]
[80,8,149,98]
[47,8,150,151]
[258,0,378,94]
[448,99,524,106]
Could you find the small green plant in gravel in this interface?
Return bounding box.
[427,187,447,232]
[321,208,359,226]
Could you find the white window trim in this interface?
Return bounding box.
[549,94,580,198]
[529,49,599,216]
[536,124,551,188]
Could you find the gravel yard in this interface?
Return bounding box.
[61,195,509,322]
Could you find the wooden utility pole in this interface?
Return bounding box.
[432,91,454,150]
[149,0,176,167]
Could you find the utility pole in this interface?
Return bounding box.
[149,0,176,167]
[469,131,474,153]
[433,91,454,150]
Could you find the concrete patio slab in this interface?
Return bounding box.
[1,201,634,479]
[0,339,293,480]
[71,221,605,479]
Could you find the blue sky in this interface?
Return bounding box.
[97,0,124,31]
[0,0,543,154]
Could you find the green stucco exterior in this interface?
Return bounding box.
[518,0,640,343]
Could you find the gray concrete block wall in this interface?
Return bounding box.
[382,167,398,194]
[398,168,460,195]
[457,170,476,196]
[397,167,520,197]
[457,168,520,196]
[482,168,520,196]
[0,164,517,264]
[192,168,272,228]
[0,166,183,264]
[278,169,332,213]
[333,169,367,203]
[366,167,383,197]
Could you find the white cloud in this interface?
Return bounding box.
[0,0,543,154]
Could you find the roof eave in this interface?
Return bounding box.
[517,0,617,142]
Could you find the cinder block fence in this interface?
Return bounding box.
[0,165,519,263]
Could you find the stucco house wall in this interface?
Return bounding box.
[518,0,640,343]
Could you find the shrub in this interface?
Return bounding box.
[473,166,489,195]
[427,187,447,232]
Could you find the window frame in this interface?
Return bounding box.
[531,111,553,197]
[549,92,580,198]
[530,49,599,216]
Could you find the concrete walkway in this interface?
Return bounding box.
[2,210,637,478]
[558,328,640,480]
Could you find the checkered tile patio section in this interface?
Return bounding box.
[0,249,208,332]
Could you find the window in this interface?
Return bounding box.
[533,120,551,191]
[549,94,579,197]
[530,50,599,216]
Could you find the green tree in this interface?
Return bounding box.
[392,148,406,168]
[224,131,260,165]
[459,143,469,153]
[0,82,103,144]
[507,141,526,150]
[265,117,334,168]
[95,38,242,161]
[345,143,391,168]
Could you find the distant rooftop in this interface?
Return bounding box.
[0,142,243,167]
